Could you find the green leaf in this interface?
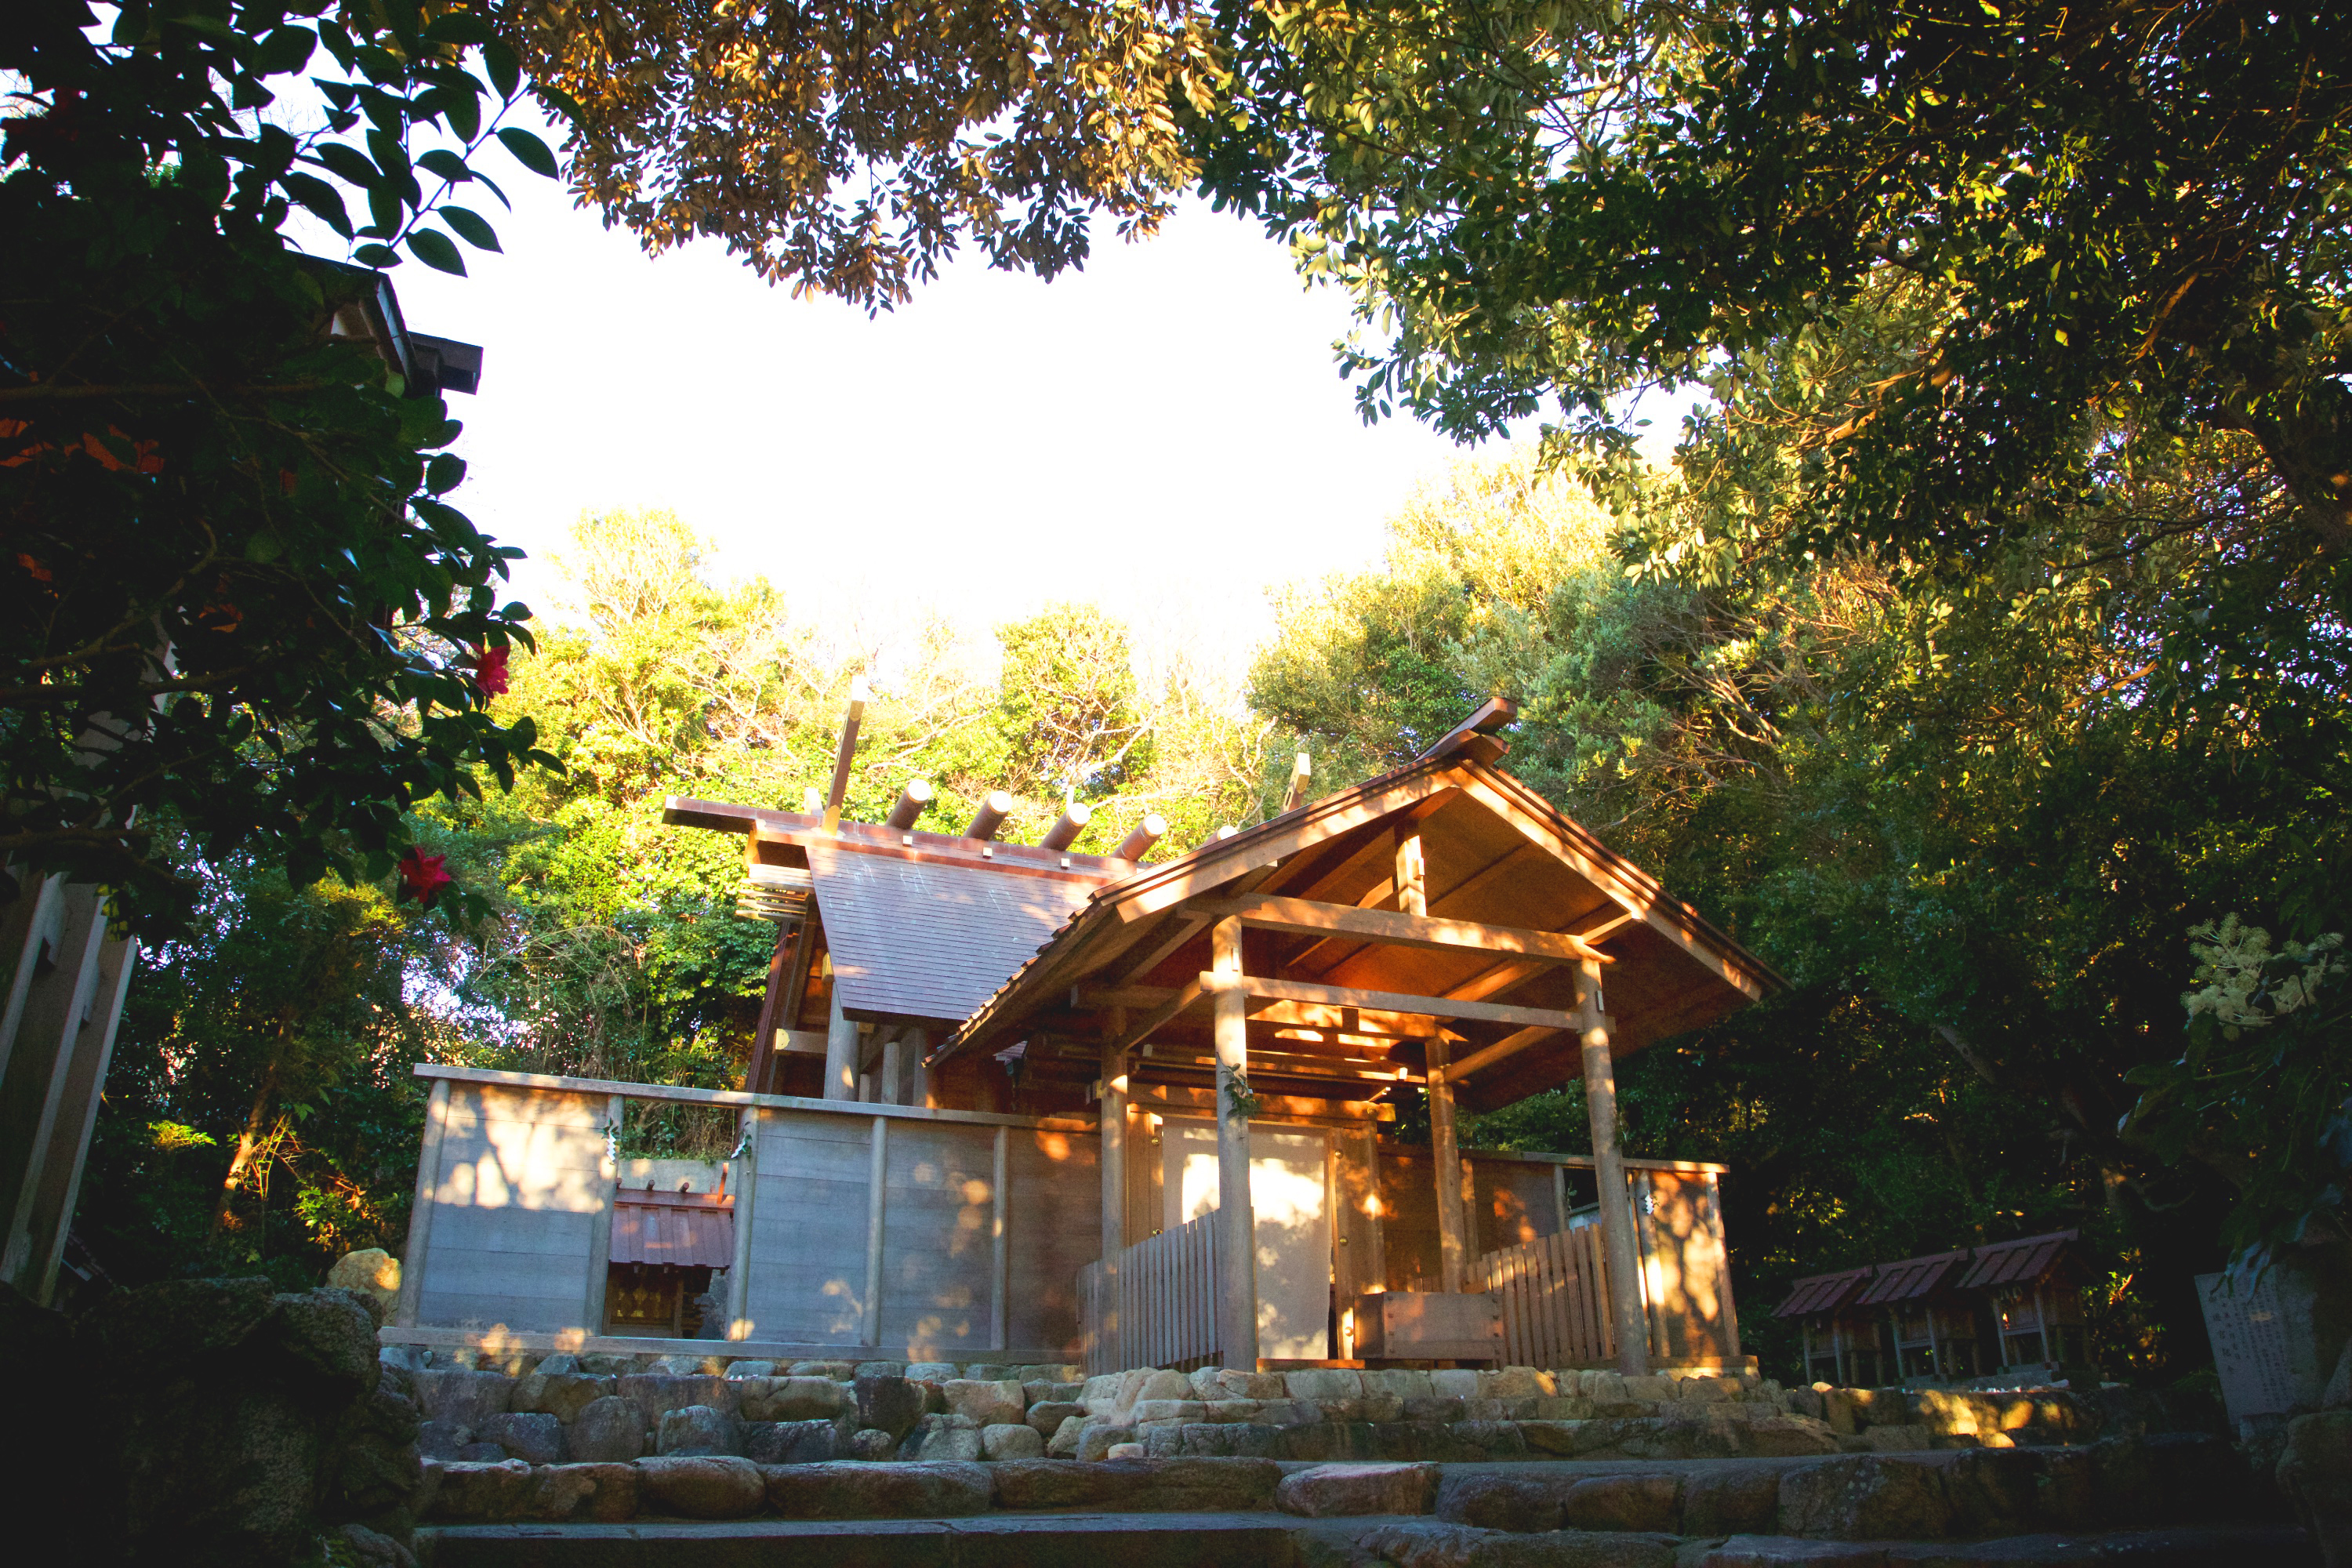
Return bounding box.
[417,149,472,184]
[496,126,560,179]
[482,39,523,102]
[426,453,469,494]
[352,242,399,267]
[535,84,588,126]
[408,227,466,275]
[441,205,501,252]
[423,13,500,45]
[281,171,353,238]
[314,142,381,190]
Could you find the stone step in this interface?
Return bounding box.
[418,1515,2316,1568]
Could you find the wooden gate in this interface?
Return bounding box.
[1080,1208,1220,1375]
[1478,1223,1615,1369]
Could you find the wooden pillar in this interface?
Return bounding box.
[880,1029,905,1106]
[583,1094,623,1333]
[745,924,795,1095]
[725,1104,760,1338]
[1210,915,1258,1370]
[1578,955,1650,1375]
[862,1114,887,1345]
[906,1029,932,1109]
[1101,1013,1128,1262]
[823,988,859,1102]
[394,1078,453,1328]
[990,1124,1010,1350]
[1427,1037,1470,1292]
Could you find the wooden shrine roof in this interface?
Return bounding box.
[1958,1229,2086,1293]
[1855,1249,1973,1307]
[935,739,1780,1113]
[610,1189,735,1269]
[1774,1267,1876,1319]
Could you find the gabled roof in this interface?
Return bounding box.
[938,746,1781,1097]
[1775,1267,1875,1319]
[1959,1230,2085,1293]
[1856,1250,1972,1307]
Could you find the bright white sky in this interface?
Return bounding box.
[378,135,1503,668]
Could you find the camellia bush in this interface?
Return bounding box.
[2,0,564,931]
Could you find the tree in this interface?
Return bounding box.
[500,0,1227,307]
[1196,0,2352,579]
[3,0,563,931]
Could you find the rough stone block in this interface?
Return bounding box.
[529,1462,640,1523]
[1081,1373,1124,1404]
[1621,1375,1677,1403]
[963,1364,1012,1381]
[1778,1456,1954,1541]
[637,1454,764,1519]
[1276,1461,1440,1518]
[2089,1435,2156,1526]
[1530,1396,1596,1421]
[1822,1389,1863,1435]
[982,1421,1045,1459]
[1361,1369,1436,1402]
[1077,1421,1138,1461]
[722,1360,775,1380]
[416,1369,515,1427]
[743,1418,848,1464]
[1105,1443,1145,1460]
[1285,1368,1364,1401]
[1450,1420,1530,1459]
[511,1371,614,1424]
[1479,1367,1554,1399]
[1047,1414,1087,1457]
[1679,1374,1735,1403]
[1863,1423,1930,1453]
[456,1442,508,1463]
[477,1411,566,1465]
[1744,1415,1842,1457]
[1437,1472,1562,1532]
[1022,1379,1065,1406]
[1027,1399,1086,1438]
[1515,1420,1583,1457]
[1562,1472,1679,1533]
[764,1460,993,1517]
[1678,1462,1783,1537]
[1430,1369,1480,1398]
[1130,1369,1194,1407]
[619,1374,736,1432]
[853,1361,907,1379]
[566,1396,646,1462]
[1131,1399,1207,1425]
[1580,1370,1629,1403]
[906,1361,959,1382]
[901,1412,983,1462]
[1256,1399,1319,1426]
[846,1428,898,1461]
[853,1372,925,1441]
[418,1419,473,1462]
[943,1377,1027,1428]
[1203,1399,1262,1423]
[743,1375,851,1423]
[1940,1445,2039,1536]
[1404,1396,1469,1424]
[788,1360,855,1378]
[658,1404,742,1456]
[1465,1397,1538,1421]
[427,1460,536,1521]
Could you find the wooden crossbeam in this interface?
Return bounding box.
[1195,894,1611,966]
[1108,975,1207,1055]
[1134,1044,1418,1084]
[1200,971,1579,1032]
[1446,1023,1569,1078]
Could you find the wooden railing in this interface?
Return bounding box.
[1479,1222,1616,1369]
[1079,1209,1220,1375]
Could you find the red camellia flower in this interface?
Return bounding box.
[472,644,510,698]
[397,851,455,908]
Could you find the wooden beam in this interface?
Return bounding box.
[1040,800,1092,851]
[1428,1036,1468,1293]
[1199,894,1610,967]
[723,1104,759,1338]
[1127,1083,1397,1122]
[744,924,796,1095]
[1200,972,1578,1033]
[1577,956,1649,1377]
[1112,814,1167,861]
[965,789,1012,840]
[1133,1044,1417,1084]
[1281,751,1312,814]
[585,1094,622,1334]
[990,1124,1010,1350]
[884,777,934,830]
[823,677,870,833]
[862,1115,887,1347]
[394,1077,452,1329]
[1111,976,1208,1054]
[1447,1023,1570,1079]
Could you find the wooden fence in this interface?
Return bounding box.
[1079,1208,1220,1375]
[1479,1221,1615,1369]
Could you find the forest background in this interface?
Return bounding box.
[18,0,2347,1395]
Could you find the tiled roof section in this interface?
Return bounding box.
[1856,1250,1972,1307]
[811,840,1106,1025]
[1774,1267,1875,1318]
[1959,1229,2083,1292]
[610,1190,735,1269]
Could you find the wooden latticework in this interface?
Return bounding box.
[1080,1208,1221,1375]
[1478,1223,1615,1370]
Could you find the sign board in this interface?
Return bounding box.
[2197,1269,2299,1425]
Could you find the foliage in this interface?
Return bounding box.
[1196,0,2352,564]
[501,0,1229,307]
[2,0,561,932]
[2126,918,2352,1262]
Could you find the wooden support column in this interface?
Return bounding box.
[744,923,795,1096]
[394,1077,453,1328]
[583,1094,623,1333]
[880,1029,905,1106]
[862,1115,887,1346]
[725,1104,760,1338]
[1101,1011,1128,1261]
[1398,825,1470,1294]
[823,987,859,1102]
[1210,915,1258,1370]
[1578,955,1650,1375]
[990,1124,1010,1349]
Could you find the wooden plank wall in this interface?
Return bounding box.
[741,1110,877,1344]
[1480,1224,1614,1369]
[1079,1207,1219,1375]
[416,1083,608,1331]
[874,1117,996,1358]
[1472,1157,1557,1257]
[1636,1169,1741,1361]
[1005,1125,1097,1356]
